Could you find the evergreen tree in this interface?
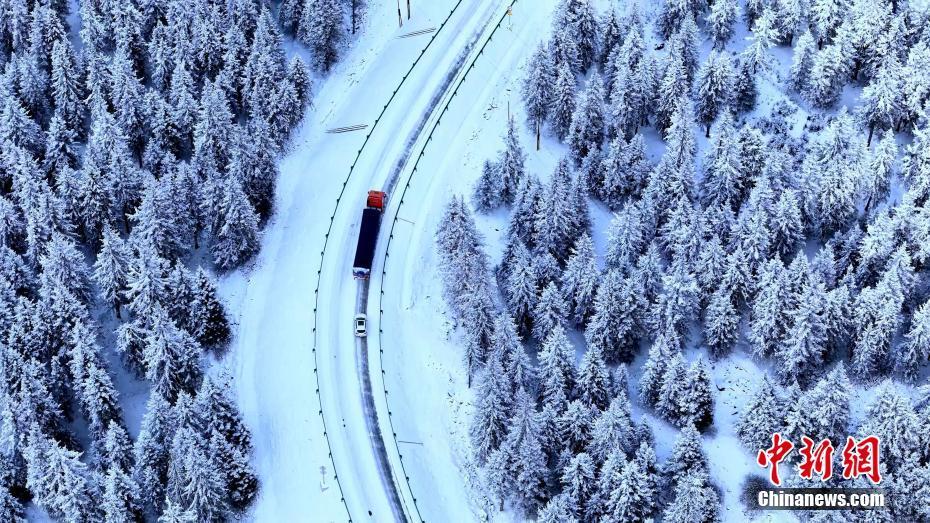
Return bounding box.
[732,58,758,113]
[188,268,232,353]
[704,286,739,358]
[708,0,738,48]
[134,392,174,513]
[212,175,260,271]
[899,299,930,382]
[858,382,921,471]
[702,113,745,209]
[776,281,829,384]
[550,61,577,141]
[694,51,734,137]
[299,0,345,72]
[143,305,203,402]
[538,324,576,410]
[663,423,708,487]
[558,0,599,72]
[638,333,677,408]
[498,116,527,205]
[789,30,817,94]
[736,376,785,452]
[24,430,98,522]
[560,234,599,327]
[858,58,904,146]
[470,344,511,464]
[749,258,787,358]
[561,452,596,519]
[577,344,611,411]
[806,44,849,108]
[523,42,554,150]
[533,282,567,340]
[472,160,501,212]
[682,358,714,431]
[503,387,547,512]
[567,72,605,164]
[663,471,720,523]
[585,269,642,362]
[864,130,896,214]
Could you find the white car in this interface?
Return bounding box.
[354,314,367,337]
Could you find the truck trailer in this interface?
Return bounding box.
[352,191,387,279]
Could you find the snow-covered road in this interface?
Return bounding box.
[223,1,510,521]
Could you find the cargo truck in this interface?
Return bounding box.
[352,191,387,279]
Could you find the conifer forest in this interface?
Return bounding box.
[3,0,930,521]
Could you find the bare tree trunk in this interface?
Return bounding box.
[867,123,875,147]
[536,120,540,151]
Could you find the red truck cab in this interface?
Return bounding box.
[367,190,386,210]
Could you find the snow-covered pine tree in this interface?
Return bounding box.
[560,234,599,327]
[663,423,708,488]
[784,363,851,445]
[858,58,904,146]
[473,160,501,212]
[549,60,578,146]
[49,39,84,134]
[505,243,538,338]
[789,30,817,94]
[212,174,260,271]
[497,116,527,205]
[577,344,611,411]
[522,42,554,150]
[732,58,758,114]
[694,51,734,137]
[748,257,787,358]
[558,0,599,72]
[187,268,232,353]
[585,269,642,362]
[588,394,634,462]
[503,387,547,512]
[533,282,567,341]
[863,130,896,215]
[806,44,850,108]
[470,343,512,465]
[707,0,738,48]
[702,112,745,209]
[561,452,596,519]
[663,470,720,523]
[741,7,778,75]
[656,352,687,424]
[638,332,677,408]
[299,0,345,72]
[735,376,785,452]
[851,277,903,379]
[704,286,739,359]
[902,42,930,128]
[776,280,829,385]
[682,358,714,431]
[23,429,99,522]
[538,324,576,410]
[567,72,605,164]
[858,381,922,471]
[652,260,699,340]
[143,305,203,402]
[898,299,930,382]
